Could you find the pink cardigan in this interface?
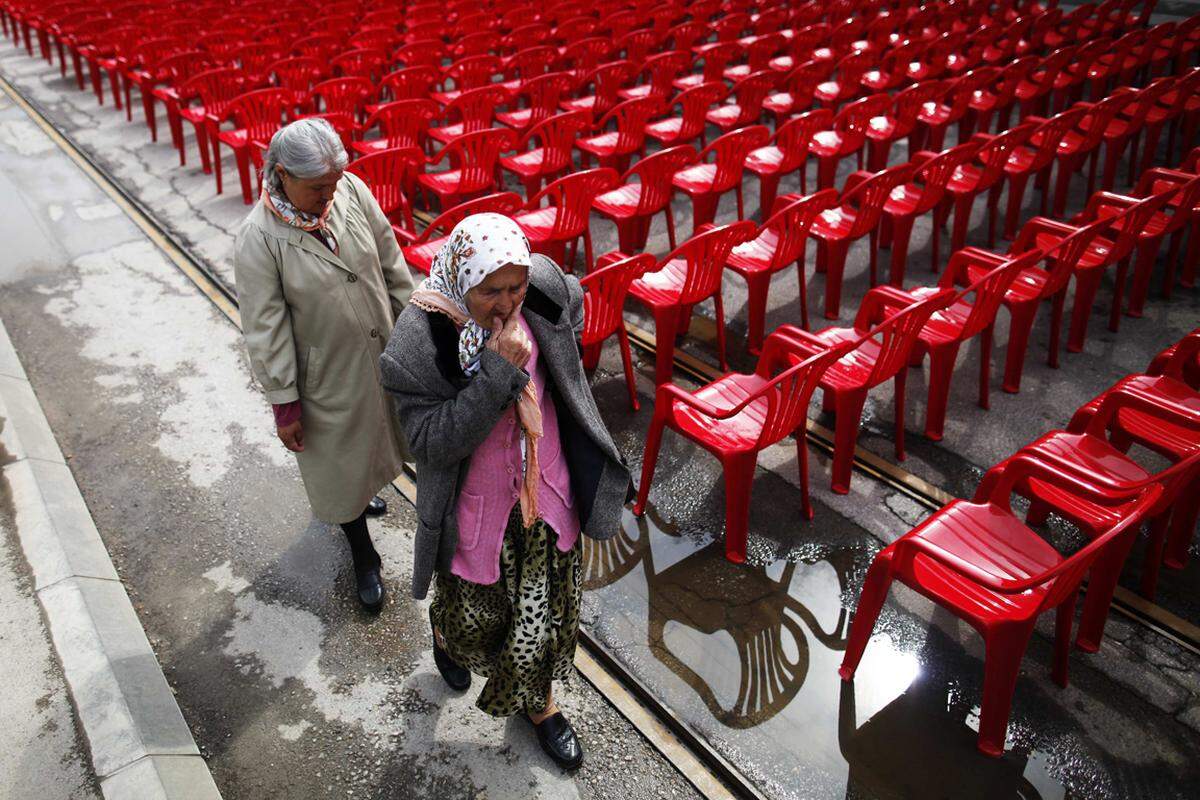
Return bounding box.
[450,315,581,585]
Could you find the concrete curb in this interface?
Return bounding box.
[0,318,221,799]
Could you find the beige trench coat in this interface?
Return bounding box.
[233,172,414,523]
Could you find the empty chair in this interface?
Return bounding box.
[576,95,663,174]
[561,60,639,120]
[645,81,728,149]
[763,59,835,124]
[1121,170,1200,315]
[746,110,829,215]
[627,221,757,384]
[633,330,854,561]
[431,54,503,106]
[345,147,425,243]
[175,66,245,172]
[672,125,771,230]
[427,85,510,146]
[499,110,591,199]
[865,80,949,172]
[810,94,892,190]
[674,41,742,92]
[352,99,439,157]
[725,189,838,350]
[1043,90,1138,218]
[592,145,697,253]
[814,51,874,110]
[808,164,915,319]
[418,127,516,211]
[494,71,575,133]
[619,50,693,102]
[580,253,657,410]
[896,248,1039,440]
[840,454,1161,757]
[400,192,525,273]
[513,168,618,272]
[705,69,779,134]
[213,88,290,204]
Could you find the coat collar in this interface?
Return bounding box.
[253,185,353,274]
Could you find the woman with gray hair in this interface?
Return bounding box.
[234,117,414,611]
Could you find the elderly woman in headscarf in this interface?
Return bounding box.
[234,117,414,612]
[379,214,629,769]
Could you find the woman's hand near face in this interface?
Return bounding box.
[487,310,532,369]
[278,420,305,452]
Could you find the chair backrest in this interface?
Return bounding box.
[639,50,694,98]
[618,28,662,64]
[726,69,778,125]
[701,124,771,191]
[697,41,743,82]
[444,85,511,132]
[1151,330,1200,387]
[345,147,423,229]
[580,253,656,344]
[779,59,835,111]
[442,127,517,189]
[1107,188,1179,262]
[670,81,729,139]
[368,99,439,149]
[269,56,321,95]
[750,189,840,272]
[515,71,575,126]
[668,20,708,52]
[908,140,982,215]
[380,65,440,102]
[442,54,502,92]
[1080,88,1138,151]
[597,96,664,155]
[856,288,955,388]
[330,47,386,83]
[557,36,613,77]
[891,79,949,129]
[578,60,639,118]
[954,249,1043,340]
[310,76,371,117]
[835,94,893,139]
[664,220,757,305]
[623,144,698,215]
[413,191,525,245]
[504,45,556,82]
[524,110,591,171]
[229,88,289,141]
[772,110,831,171]
[972,120,1039,190]
[184,66,244,114]
[744,31,788,72]
[1037,212,1130,297]
[755,340,856,449]
[844,163,917,239]
[394,39,445,69]
[529,168,619,239]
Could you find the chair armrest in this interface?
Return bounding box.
[655,381,737,420]
[841,169,874,198]
[1080,190,1137,220]
[941,247,1008,289]
[854,285,918,329]
[1011,216,1078,252]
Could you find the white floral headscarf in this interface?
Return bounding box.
[411,213,533,375]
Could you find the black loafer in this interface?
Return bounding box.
[356,567,385,612]
[365,495,388,516]
[529,711,583,770]
[430,607,471,691]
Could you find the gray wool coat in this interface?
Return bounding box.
[379,255,631,599]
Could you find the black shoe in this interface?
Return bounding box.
[430,607,471,691]
[365,495,388,516]
[356,567,385,612]
[529,711,583,770]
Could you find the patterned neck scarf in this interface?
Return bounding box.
[262,181,339,254]
[411,213,543,526]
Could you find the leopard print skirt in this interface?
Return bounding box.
[430,506,582,717]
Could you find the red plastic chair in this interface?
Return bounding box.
[725,190,839,351]
[763,59,835,125]
[1097,76,1177,189]
[592,145,697,253]
[345,147,425,243]
[427,85,511,147]
[724,31,789,82]
[146,50,214,147]
[704,69,778,134]
[810,94,892,191]
[633,330,854,562]
[513,167,618,272]
[499,110,591,200]
[879,141,982,286]
[175,66,245,172]
[864,80,949,172]
[671,125,771,229]
[555,36,615,83]
[352,99,439,157]
[1132,69,1200,181]
[1016,403,1200,626]
[330,47,387,84]
[1121,170,1200,313]
[400,192,525,274]
[644,81,728,149]
[774,286,955,493]
[814,51,874,110]
[674,41,743,92]
[418,127,516,211]
[494,71,575,134]
[214,88,290,204]
[499,45,556,92]
[581,252,657,410]
[839,454,1162,757]
[745,110,829,214]
[935,123,1038,265]
[619,50,693,102]
[577,96,664,174]
[808,163,916,319]
[1042,90,1138,217]
[309,76,372,129]
[913,68,997,153]
[900,248,1040,440]
[627,220,757,384]
[374,66,441,110]
[560,60,639,120]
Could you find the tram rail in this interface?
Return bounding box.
[5,69,1198,800]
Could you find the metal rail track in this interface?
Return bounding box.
[7,68,1198,800]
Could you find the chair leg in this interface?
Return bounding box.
[633,413,669,516]
[924,342,961,441]
[691,192,719,229]
[888,214,915,287]
[615,326,640,411]
[663,207,678,250]
[1053,590,1079,687]
[1003,171,1031,241]
[1109,255,1130,332]
[978,324,993,410]
[1066,269,1103,353]
[821,238,850,320]
[719,453,756,563]
[797,429,814,521]
[1125,239,1163,318]
[1139,511,1170,601]
[581,341,602,371]
[713,291,728,372]
[977,623,1035,758]
[1075,525,1138,652]
[949,193,977,264]
[893,367,907,461]
[838,549,895,680]
[651,306,680,385]
[758,172,781,218]
[797,247,810,330]
[830,389,868,494]
[1164,484,1200,569]
[743,271,771,355]
[1001,301,1038,394]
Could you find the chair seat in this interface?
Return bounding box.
[947,162,984,193]
[629,257,693,308]
[745,144,784,176]
[418,168,478,196]
[884,183,930,216]
[864,114,900,142]
[705,104,747,127]
[672,72,707,91]
[1097,205,1171,239]
[723,64,753,82]
[768,55,795,72]
[763,91,796,116]
[500,148,563,178]
[726,228,783,276]
[645,115,684,142]
[618,84,658,101]
[401,236,447,273]
[917,102,952,126]
[427,123,467,144]
[810,205,860,240]
[812,326,883,389]
[429,89,462,106]
[672,163,717,194]
[512,207,561,242]
[216,128,249,147]
[560,95,597,113]
[810,129,860,158]
[670,373,772,452]
[1082,377,1200,460]
[592,184,646,218]
[911,286,973,346]
[495,107,535,128]
[900,501,1060,624]
[577,131,621,156]
[1032,230,1118,270]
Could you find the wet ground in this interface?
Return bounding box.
[2,12,1200,799]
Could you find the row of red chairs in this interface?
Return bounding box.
[839,328,1200,757]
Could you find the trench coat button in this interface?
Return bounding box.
[370,328,379,338]
[347,273,358,282]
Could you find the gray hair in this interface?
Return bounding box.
[263,118,348,190]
